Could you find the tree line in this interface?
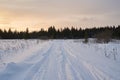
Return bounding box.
[0,25,120,39]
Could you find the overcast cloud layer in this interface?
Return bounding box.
[0,0,120,31]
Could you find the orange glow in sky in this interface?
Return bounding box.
[0,0,120,31]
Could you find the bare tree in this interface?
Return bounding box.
[95,30,112,43]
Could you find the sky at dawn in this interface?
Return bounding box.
[0,0,120,31]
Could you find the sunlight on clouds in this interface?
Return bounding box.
[0,0,120,31]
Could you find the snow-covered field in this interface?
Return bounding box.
[0,39,120,80]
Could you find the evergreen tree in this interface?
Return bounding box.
[48,26,56,38]
[0,25,119,39]
[84,31,88,43]
[0,29,3,39]
[24,28,29,39]
[8,28,13,39]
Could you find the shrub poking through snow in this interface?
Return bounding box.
[95,30,112,43]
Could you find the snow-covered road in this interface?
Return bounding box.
[0,40,120,80]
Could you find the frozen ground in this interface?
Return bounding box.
[0,39,120,80]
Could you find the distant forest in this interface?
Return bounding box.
[0,25,120,39]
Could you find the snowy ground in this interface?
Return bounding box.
[0,39,120,80]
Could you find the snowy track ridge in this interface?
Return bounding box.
[0,40,120,80]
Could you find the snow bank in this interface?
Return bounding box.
[0,39,120,80]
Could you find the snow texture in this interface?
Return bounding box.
[0,39,120,80]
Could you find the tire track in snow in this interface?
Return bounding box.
[0,41,53,80]
[62,45,94,80]
[56,42,67,80]
[25,41,63,80]
[24,42,54,80]
[0,40,118,80]
[24,41,52,63]
[83,62,114,80]
[41,43,59,80]
[63,42,115,80]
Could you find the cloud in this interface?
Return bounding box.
[0,0,120,31]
